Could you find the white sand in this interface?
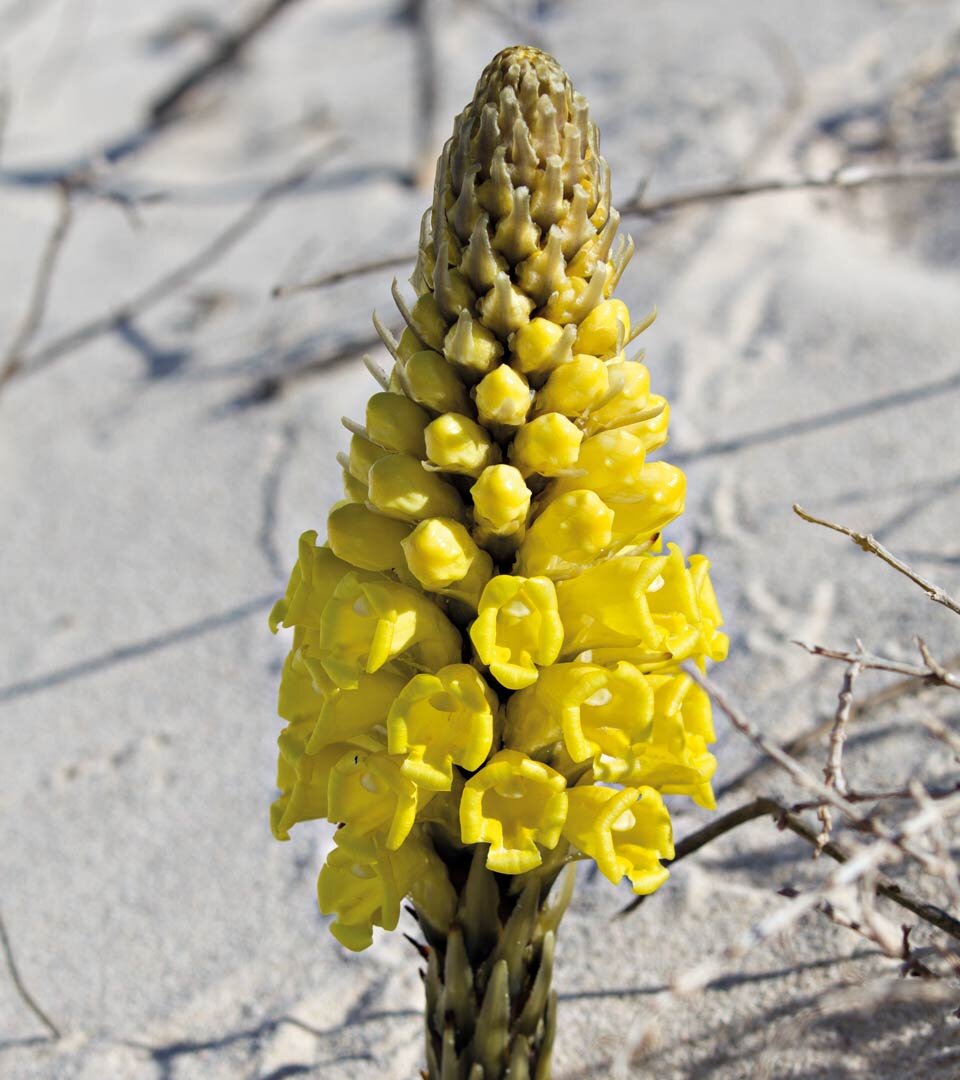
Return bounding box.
[2,1,960,1076]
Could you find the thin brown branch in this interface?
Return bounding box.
[684,666,857,819]
[794,639,960,690]
[793,503,960,617]
[148,0,309,127]
[6,147,335,389]
[817,655,862,849]
[0,184,73,391]
[620,795,960,945]
[271,253,412,298]
[0,907,61,1040]
[716,651,960,799]
[621,158,960,217]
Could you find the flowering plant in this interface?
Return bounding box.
[270,45,726,1079]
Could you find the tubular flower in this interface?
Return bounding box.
[460,750,568,872]
[562,785,674,894]
[387,664,498,790]
[269,45,728,1080]
[469,574,563,689]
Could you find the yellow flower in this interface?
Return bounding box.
[515,490,615,579]
[306,668,408,752]
[269,531,351,634]
[460,750,568,873]
[318,572,462,689]
[387,664,498,790]
[469,575,563,689]
[271,736,356,841]
[326,748,426,856]
[318,829,453,951]
[505,661,654,764]
[562,785,674,894]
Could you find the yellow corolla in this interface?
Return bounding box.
[387,664,498,790]
[269,531,351,633]
[317,829,454,952]
[305,668,407,752]
[469,575,564,689]
[515,490,616,580]
[646,545,729,665]
[460,749,568,873]
[318,572,462,689]
[271,737,357,842]
[591,673,718,809]
[562,784,674,894]
[505,661,654,764]
[326,749,426,856]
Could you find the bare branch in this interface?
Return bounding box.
[817,656,862,849]
[684,665,857,819]
[5,147,336,390]
[0,906,61,1040]
[0,184,73,391]
[621,158,960,217]
[716,650,960,798]
[148,0,310,127]
[794,639,960,690]
[793,503,960,617]
[271,253,412,298]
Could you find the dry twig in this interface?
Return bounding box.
[0,906,61,1040]
[271,253,412,297]
[793,503,960,617]
[3,148,336,391]
[622,158,960,217]
[0,184,73,391]
[817,655,863,849]
[794,639,960,690]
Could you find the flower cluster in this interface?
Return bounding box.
[270,46,727,951]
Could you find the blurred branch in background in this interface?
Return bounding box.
[0,907,60,1042]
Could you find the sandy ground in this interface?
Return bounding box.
[2,1,960,1077]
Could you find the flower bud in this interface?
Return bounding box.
[510,317,575,382]
[574,298,630,357]
[365,392,430,457]
[401,517,493,607]
[327,502,412,571]
[474,364,532,429]
[508,412,583,477]
[400,349,472,414]
[516,490,614,579]
[443,309,503,380]
[470,464,531,543]
[424,412,498,477]
[367,453,465,523]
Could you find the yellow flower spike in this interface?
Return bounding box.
[505,661,653,763]
[367,453,466,523]
[573,298,630,357]
[365,391,431,457]
[443,309,504,380]
[470,464,532,545]
[460,749,568,873]
[401,517,493,607]
[555,556,666,658]
[469,574,563,690]
[387,664,498,790]
[327,749,425,856]
[516,490,615,580]
[424,412,499,477]
[533,354,611,418]
[508,412,583,478]
[306,668,408,752]
[474,364,532,429]
[270,531,352,633]
[348,432,391,483]
[318,572,462,689]
[561,785,673,894]
[327,501,412,572]
[510,317,575,383]
[399,349,473,415]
